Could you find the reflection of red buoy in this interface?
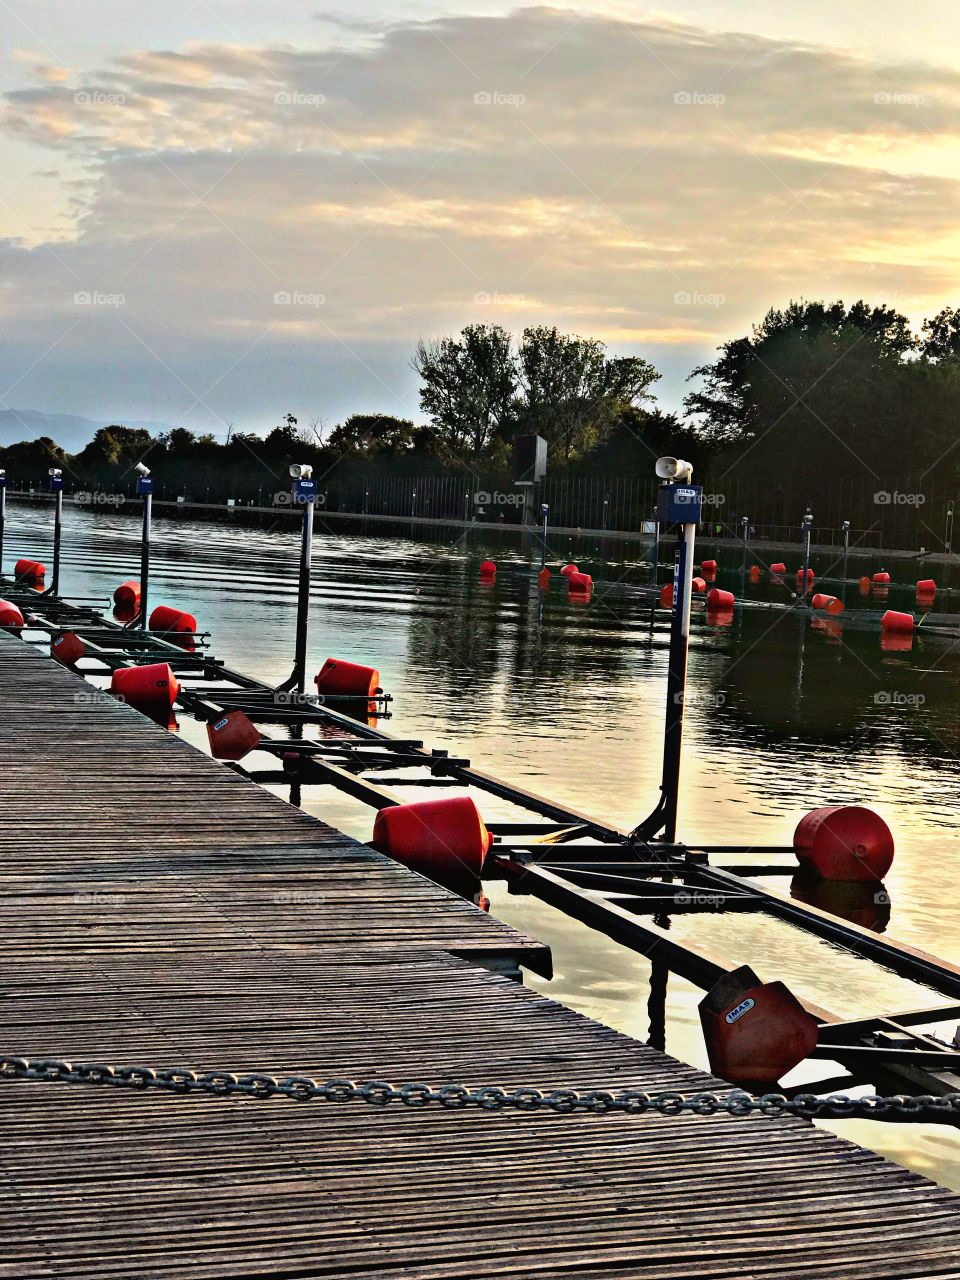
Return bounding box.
[880,609,914,633]
[872,571,891,584]
[659,583,674,607]
[537,567,551,589]
[371,796,493,880]
[14,558,45,582]
[315,658,380,698]
[560,563,578,578]
[113,580,141,610]
[791,872,891,933]
[811,593,843,615]
[692,576,706,593]
[794,805,894,882]
[810,617,843,643]
[479,559,496,578]
[706,588,734,610]
[110,662,181,722]
[0,599,24,629]
[51,630,85,665]
[207,710,261,760]
[149,605,197,634]
[881,631,913,652]
[699,965,818,1085]
[748,565,761,583]
[705,608,734,627]
[770,563,786,575]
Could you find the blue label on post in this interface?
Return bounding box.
[0,474,6,488]
[656,483,702,525]
[136,476,154,495]
[294,478,317,504]
[49,476,64,492]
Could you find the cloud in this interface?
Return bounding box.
[2,7,960,427]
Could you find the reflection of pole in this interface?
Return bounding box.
[292,496,315,694]
[50,486,63,595]
[647,956,668,1052]
[139,490,152,629]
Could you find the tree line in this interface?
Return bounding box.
[4,304,960,509]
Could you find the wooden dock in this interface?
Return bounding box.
[1,629,959,1277]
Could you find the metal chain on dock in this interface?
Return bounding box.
[3,1055,960,1120]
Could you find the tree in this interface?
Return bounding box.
[75,425,154,470]
[517,326,659,461]
[328,414,418,457]
[922,308,960,362]
[412,324,517,456]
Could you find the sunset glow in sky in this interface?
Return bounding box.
[1,1,959,432]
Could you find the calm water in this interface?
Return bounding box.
[9,498,960,1187]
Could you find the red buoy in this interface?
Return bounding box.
[0,599,24,629]
[371,796,493,881]
[748,565,761,583]
[113,580,141,611]
[51,631,85,665]
[699,966,818,1085]
[659,583,674,607]
[479,559,496,578]
[315,657,380,699]
[567,571,593,592]
[872,571,891,585]
[537,567,551,589]
[207,710,261,760]
[149,605,197,634]
[560,564,578,578]
[796,568,815,584]
[692,576,706,593]
[701,559,718,573]
[14,558,45,582]
[916,579,937,598]
[794,805,894,882]
[859,575,871,595]
[880,609,914,633]
[770,563,786,575]
[706,587,734,610]
[811,593,843,615]
[110,662,181,721]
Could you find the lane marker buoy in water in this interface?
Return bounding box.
[699,965,818,1086]
[207,710,261,760]
[793,805,894,882]
[371,796,492,881]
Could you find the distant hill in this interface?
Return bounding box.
[0,410,173,454]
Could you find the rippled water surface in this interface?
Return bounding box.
[9,499,960,1186]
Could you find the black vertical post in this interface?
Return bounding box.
[50,485,63,595]
[0,474,5,577]
[651,516,661,585]
[139,490,152,628]
[800,509,812,602]
[292,494,315,694]
[842,520,850,586]
[540,504,548,568]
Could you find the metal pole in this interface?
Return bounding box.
[292,495,315,694]
[800,509,812,601]
[540,504,549,567]
[842,520,850,585]
[0,476,6,576]
[651,515,661,586]
[50,486,63,595]
[139,490,152,628]
[946,502,954,555]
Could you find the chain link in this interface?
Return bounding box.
[3,1055,960,1120]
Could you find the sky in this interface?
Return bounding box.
[1,1,959,437]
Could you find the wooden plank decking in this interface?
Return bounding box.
[0,628,959,1277]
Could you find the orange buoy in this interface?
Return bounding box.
[149,605,197,634]
[699,965,818,1085]
[872,571,891,585]
[692,576,706,593]
[796,568,814,583]
[567,571,593,592]
[811,593,843,615]
[770,563,786,575]
[794,805,894,882]
[51,631,86,665]
[110,662,181,721]
[701,559,718,573]
[0,599,24,629]
[659,583,674,607]
[14,558,45,582]
[537,567,551,589]
[748,565,762,583]
[859,575,871,595]
[560,563,578,578]
[371,796,492,880]
[880,609,914,634]
[315,657,380,698]
[113,580,141,610]
[706,587,734,610]
[207,710,261,760]
[479,559,496,578]
[916,579,937,597]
